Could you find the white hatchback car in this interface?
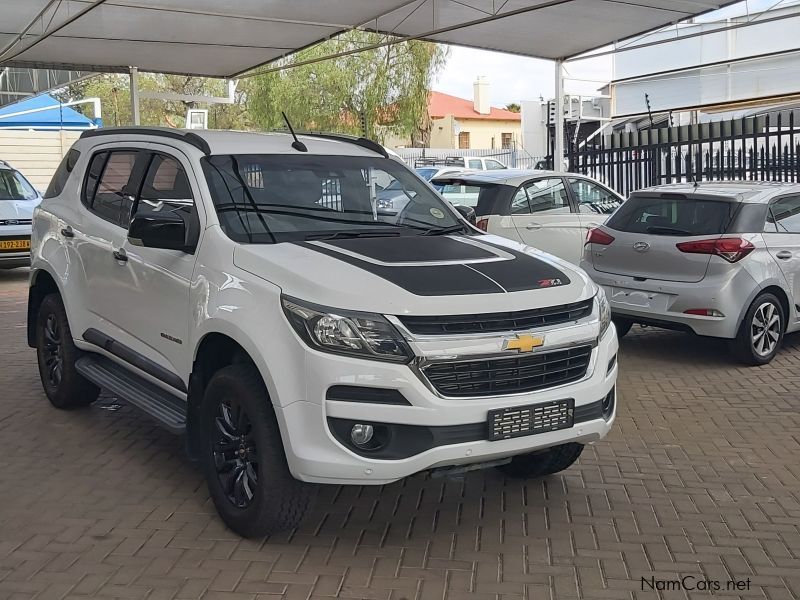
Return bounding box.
[581,182,800,365]
[0,160,42,268]
[432,170,624,265]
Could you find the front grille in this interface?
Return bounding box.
[0,219,32,226]
[399,299,593,335]
[422,345,593,398]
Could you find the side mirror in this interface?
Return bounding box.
[453,204,477,225]
[128,212,190,252]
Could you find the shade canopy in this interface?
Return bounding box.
[1,1,737,78]
[0,93,96,129]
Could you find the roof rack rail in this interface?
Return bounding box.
[79,127,211,155]
[299,132,389,158]
[413,157,465,167]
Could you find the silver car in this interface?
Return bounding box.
[581,181,800,365]
[0,160,42,269]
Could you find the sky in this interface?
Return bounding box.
[432,0,783,108]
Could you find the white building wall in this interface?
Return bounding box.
[611,3,800,116]
[0,130,81,189]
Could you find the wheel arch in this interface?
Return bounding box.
[27,268,62,348]
[733,279,791,337]
[186,329,275,460]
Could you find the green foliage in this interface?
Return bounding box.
[505,102,521,113]
[57,74,249,129]
[248,32,447,144]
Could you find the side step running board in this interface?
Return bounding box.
[76,354,187,434]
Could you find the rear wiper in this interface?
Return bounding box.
[305,230,402,241]
[645,225,692,236]
[420,224,467,236]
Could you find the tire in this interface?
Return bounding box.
[35,293,99,409]
[202,363,313,538]
[496,442,584,479]
[730,292,785,366]
[612,317,633,338]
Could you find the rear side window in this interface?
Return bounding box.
[468,159,482,169]
[606,195,735,236]
[44,149,80,198]
[83,151,138,226]
[765,195,800,233]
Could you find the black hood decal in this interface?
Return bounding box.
[296,236,570,296]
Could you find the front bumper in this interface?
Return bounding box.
[276,326,618,485]
[0,230,32,269]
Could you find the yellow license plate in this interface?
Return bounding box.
[0,239,30,251]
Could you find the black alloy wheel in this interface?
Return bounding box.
[212,397,260,509]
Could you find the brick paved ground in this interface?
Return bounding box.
[1,267,799,600]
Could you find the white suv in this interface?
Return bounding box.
[28,127,618,537]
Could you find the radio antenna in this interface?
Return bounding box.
[282,112,307,152]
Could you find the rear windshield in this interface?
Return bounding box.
[432,180,512,215]
[606,194,735,236]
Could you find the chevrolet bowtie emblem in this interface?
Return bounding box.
[502,334,545,353]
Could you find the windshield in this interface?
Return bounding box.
[606,195,734,236]
[202,155,465,243]
[0,169,38,201]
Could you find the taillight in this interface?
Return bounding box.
[586,227,615,246]
[676,237,754,263]
[476,218,489,232]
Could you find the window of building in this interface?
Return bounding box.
[458,131,470,149]
[501,133,513,149]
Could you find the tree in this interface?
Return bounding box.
[55,74,250,129]
[505,102,521,113]
[248,32,447,144]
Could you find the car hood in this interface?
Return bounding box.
[233,234,595,315]
[0,197,39,220]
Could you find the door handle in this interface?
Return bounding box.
[60,226,74,238]
[776,250,792,260]
[525,222,542,231]
[112,248,128,263]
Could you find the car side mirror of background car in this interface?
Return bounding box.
[128,212,192,252]
[453,204,477,225]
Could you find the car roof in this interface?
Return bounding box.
[76,127,386,158]
[635,181,800,204]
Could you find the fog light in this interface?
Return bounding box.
[350,424,374,447]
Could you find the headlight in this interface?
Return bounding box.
[376,198,394,209]
[596,286,611,339]
[282,296,412,363]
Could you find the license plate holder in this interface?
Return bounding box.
[0,238,31,252]
[488,398,574,441]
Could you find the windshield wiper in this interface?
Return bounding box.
[645,225,692,236]
[305,230,402,241]
[420,224,467,236]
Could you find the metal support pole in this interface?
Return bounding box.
[129,66,140,125]
[553,59,565,172]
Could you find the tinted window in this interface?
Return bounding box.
[468,159,482,169]
[415,168,437,181]
[202,154,463,243]
[569,178,621,214]
[130,154,194,228]
[511,187,530,214]
[522,178,570,214]
[765,196,800,234]
[45,149,80,198]
[0,168,38,201]
[606,195,735,236]
[90,151,137,226]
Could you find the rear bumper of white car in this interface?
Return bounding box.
[583,266,758,339]
[276,327,618,485]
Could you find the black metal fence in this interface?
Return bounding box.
[568,111,800,196]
